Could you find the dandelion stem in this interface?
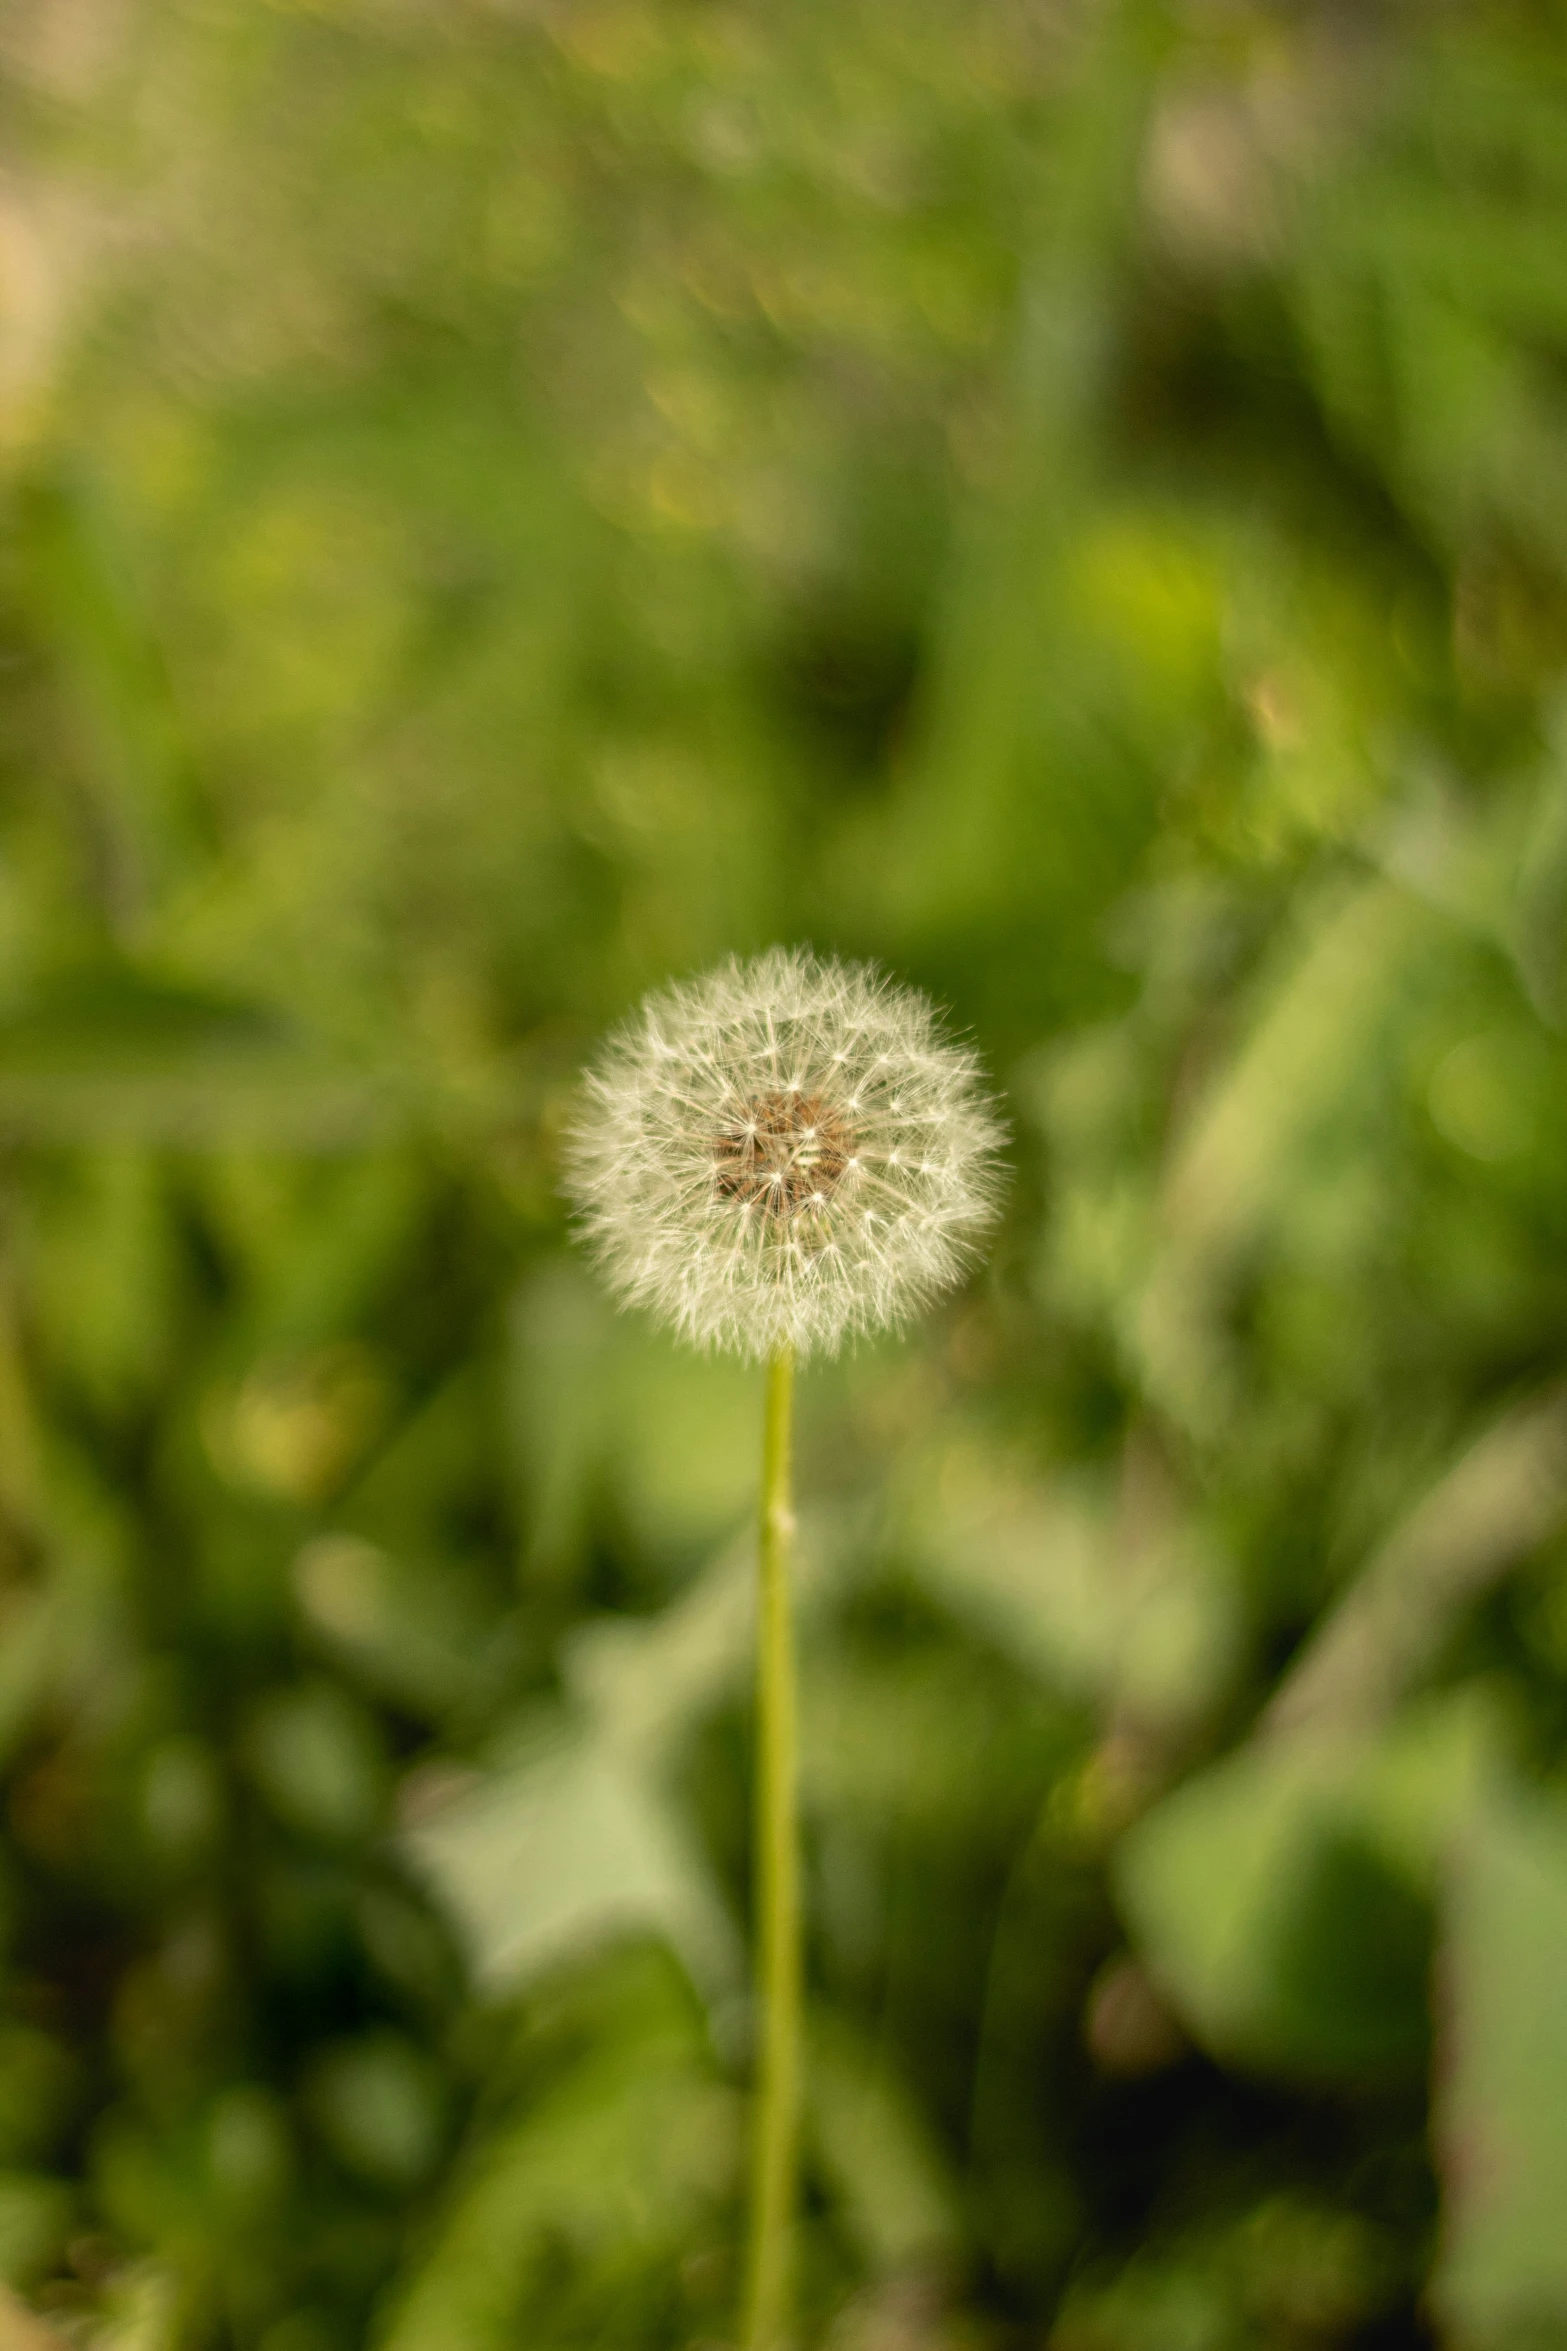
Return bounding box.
[742,1343,800,2351]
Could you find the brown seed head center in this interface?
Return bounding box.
[713,1090,853,1220]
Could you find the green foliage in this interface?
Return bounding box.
[5,0,1567,2344]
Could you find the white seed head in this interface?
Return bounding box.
[563,947,1005,1359]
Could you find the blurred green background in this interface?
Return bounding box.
[5,0,1567,2344]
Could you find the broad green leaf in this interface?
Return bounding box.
[1118,1743,1429,2079]
[1116,1698,1503,2080]
[401,1728,739,2000]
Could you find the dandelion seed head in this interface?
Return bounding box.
[563,946,1006,1359]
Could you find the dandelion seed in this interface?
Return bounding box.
[563,946,1005,1359]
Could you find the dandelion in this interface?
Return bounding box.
[564,946,1004,1360]
[563,947,1004,2351]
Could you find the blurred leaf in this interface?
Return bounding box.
[400,1727,739,2002]
[377,1958,737,2351]
[0,969,281,1066]
[1053,2196,1401,2351]
[507,1264,619,1584]
[302,2033,448,2193]
[509,1265,763,1567]
[809,2016,959,2277]
[903,1440,1237,1731]
[0,969,386,1145]
[0,2029,77,2170]
[1116,1697,1503,2081]
[563,1505,852,1771]
[242,1683,390,1847]
[0,2179,71,2291]
[1433,1782,1567,2348]
[400,1514,850,2011]
[13,467,193,933]
[0,1587,70,1781]
[292,1536,504,1725]
[1134,877,1437,1434]
[1265,1386,1567,1740]
[1118,1744,1428,2080]
[93,2090,293,2278]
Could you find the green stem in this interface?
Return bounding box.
[742,1344,800,2351]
